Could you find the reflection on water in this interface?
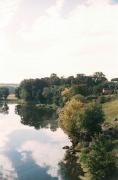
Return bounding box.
[0,102,9,114]
[0,104,72,180]
[59,150,84,180]
[15,105,58,131]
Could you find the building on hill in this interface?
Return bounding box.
[102,88,113,95]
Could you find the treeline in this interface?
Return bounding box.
[15,72,118,105]
[0,87,9,100]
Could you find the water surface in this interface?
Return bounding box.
[0,104,71,180]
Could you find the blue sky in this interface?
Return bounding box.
[0,0,118,82]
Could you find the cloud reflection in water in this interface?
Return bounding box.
[0,104,71,179]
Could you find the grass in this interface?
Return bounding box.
[102,97,118,127]
[102,96,118,179]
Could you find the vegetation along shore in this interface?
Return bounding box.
[1,72,118,179]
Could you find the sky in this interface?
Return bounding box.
[0,0,118,83]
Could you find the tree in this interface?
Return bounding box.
[15,87,21,99]
[50,73,60,85]
[59,99,105,140]
[42,87,52,104]
[59,98,84,138]
[80,103,105,136]
[111,78,118,82]
[80,136,116,180]
[93,72,107,84]
[70,84,92,96]
[0,87,9,100]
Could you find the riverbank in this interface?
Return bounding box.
[62,97,118,180]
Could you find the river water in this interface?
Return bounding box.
[0,104,71,180]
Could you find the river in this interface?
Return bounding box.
[0,104,72,180]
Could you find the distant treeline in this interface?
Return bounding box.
[0,87,9,100]
[15,72,118,105]
[0,84,18,94]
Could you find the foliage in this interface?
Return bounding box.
[97,95,111,104]
[0,103,9,114]
[59,99,104,139]
[103,97,118,126]
[59,150,84,180]
[59,98,84,138]
[80,136,116,180]
[79,103,105,136]
[0,87,9,100]
[15,72,116,104]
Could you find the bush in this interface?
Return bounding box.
[80,136,116,180]
[59,99,105,140]
[79,103,105,136]
[97,96,111,104]
[59,98,84,138]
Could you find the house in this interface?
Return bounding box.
[102,88,113,95]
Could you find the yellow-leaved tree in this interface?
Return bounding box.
[59,98,84,138]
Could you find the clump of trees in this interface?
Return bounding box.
[79,103,105,136]
[15,72,118,105]
[15,76,62,105]
[80,136,116,180]
[59,98,104,140]
[0,87,9,100]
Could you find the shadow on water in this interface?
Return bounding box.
[15,104,58,131]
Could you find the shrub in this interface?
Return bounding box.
[80,136,116,180]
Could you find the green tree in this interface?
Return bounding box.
[59,100,104,140]
[80,136,116,180]
[93,72,107,84]
[80,103,105,136]
[0,87,9,100]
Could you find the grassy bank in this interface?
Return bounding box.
[103,97,118,127]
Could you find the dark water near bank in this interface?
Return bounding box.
[0,104,72,180]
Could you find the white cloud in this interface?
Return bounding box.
[56,0,65,9]
[18,128,70,177]
[0,0,20,28]
[0,154,18,179]
[0,104,32,148]
[85,0,111,5]
[0,0,118,82]
[0,104,70,179]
